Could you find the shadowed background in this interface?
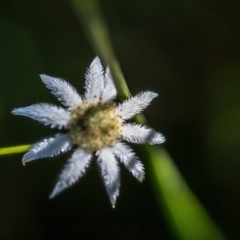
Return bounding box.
[0,0,240,239]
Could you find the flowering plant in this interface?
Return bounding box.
[12,57,165,207]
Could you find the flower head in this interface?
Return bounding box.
[12,57,165,207]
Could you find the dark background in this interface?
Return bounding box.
[0,0,240,239]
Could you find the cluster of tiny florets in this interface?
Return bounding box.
[68,101,123,153]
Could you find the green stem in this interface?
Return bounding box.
[71,0,146,124]
[0,144,31,155]
[71,0,131,101]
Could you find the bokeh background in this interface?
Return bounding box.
[0,0,240,239]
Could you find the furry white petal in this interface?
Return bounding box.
[102,67,117,103]
[116,91,158,120]
[40,74,82,109]
[22,134,72,165]
[122,123,165,144]
[84,57,104,101]
[97,148,120,208]
[49,147,92,198]
[113,142,145,182]
[12,104,70,129]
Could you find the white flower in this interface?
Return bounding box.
[12,57,165,207]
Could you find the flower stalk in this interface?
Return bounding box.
[0,144,31,155]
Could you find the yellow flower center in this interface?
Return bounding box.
[68,101,123,152]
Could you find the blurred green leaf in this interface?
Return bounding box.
[147,146,226,240]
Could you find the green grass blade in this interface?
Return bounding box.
[146,146,226,240]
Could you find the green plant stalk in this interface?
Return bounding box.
[71,0,130,101]
[70,0,227,239]
[71,0,146,124]
[0,144,31,155]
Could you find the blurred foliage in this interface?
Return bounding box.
[0,0,240,239]
[146,146,225,240]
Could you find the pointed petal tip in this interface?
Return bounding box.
[49,181,66,199]
[22,154,31,166]
[40,74,55,86]
[39,73,46,78]
[22,159,26,166]
[138,174,145,182]
[22,157,32,166]
[49,193,55,199]
[89,56,101,68]
[49,195,54,199]
[49,187,59,199]
[39,74,48,83]
[92,56,100,62]
[151,91,159,98]
[22,155,30,166]
[111,200,116,208]
[152,134,165,145]
[109,194,118,209]
[11,108,19,115]
[159,134,166,143]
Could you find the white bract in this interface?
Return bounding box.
[12,57,165,207]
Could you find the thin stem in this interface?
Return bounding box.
[71,0,130,100]
[0,144,31,156]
